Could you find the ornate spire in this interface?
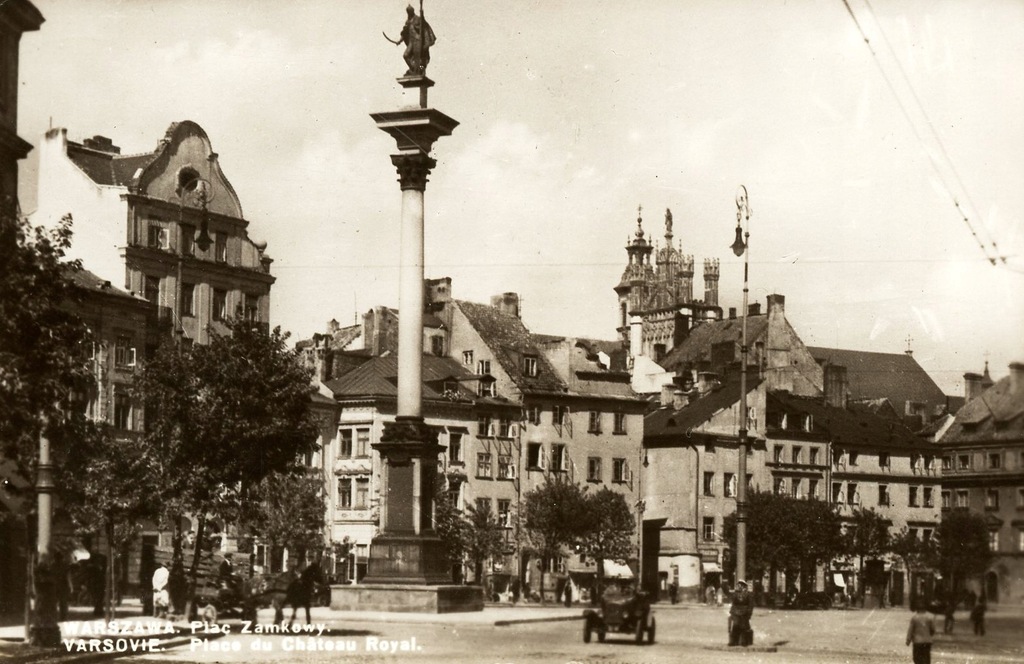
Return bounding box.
[635,204,645,240]
[664,208,673,243]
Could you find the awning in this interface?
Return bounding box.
[702,562,722,573]
[603,560,634,579]
[833,573,846,588]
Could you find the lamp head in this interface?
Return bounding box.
[731,224,746,257]
[195,217,213,252]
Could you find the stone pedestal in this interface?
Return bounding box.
[330,583,483,613]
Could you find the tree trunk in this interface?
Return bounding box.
[184,513,206,621]
[595,557,605,604]
[105,520,116,622]
[538,554,546,605]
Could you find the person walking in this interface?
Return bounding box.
[943,597,956,634]
[906,602,936,664]
[970,596,987,636]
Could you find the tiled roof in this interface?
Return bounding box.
[770,391,925,450]
[324,354,479,402]
[807,347,947,411]
[66,142,156,187]
[455,301,566,393]
[645,377,763,440]
[941,375,1024,444]
[659,315,769,373]
[65,267,146,303]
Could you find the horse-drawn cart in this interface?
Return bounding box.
[153,548,258,623]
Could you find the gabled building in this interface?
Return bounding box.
[938,362,1024,604]
[33,121,275,344]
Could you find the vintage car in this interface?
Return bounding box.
[582,584,655,644]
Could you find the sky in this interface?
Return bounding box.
[17,0,1024,396]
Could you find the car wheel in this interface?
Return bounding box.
[647,617,656,644]
[635,617,645,644]
[597,629,606,643]
[583,618,592,643]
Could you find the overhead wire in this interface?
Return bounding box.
[839,0,1006,267]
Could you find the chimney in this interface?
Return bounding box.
[673,312,691,347]
[728,307,736,320]
[963,372,983,402]
[1010,362,1024,395]
[490,292,520,318]
[696,371,719,395]
[672,389,688,410]
[425,277,452,306]
[660,383,675,408]
[767,293,785,315]
[824,364,848,408]
[82,135,120,154]
[748,302,761,316]
[327,318,340,334]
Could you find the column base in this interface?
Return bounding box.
[363,534,451,585]
[330,583,483,613]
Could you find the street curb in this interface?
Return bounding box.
[494,615,585,627]
[701,645,779,653]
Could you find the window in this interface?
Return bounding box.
[924,487,934,508]
[909,486,919,507]
[527,443,544,469]
[475,497,491,515]
[523,356,538,377]
[612,458,628,483]
[803,415,813,432]
[958,454,970,470]
[148,224,168,249]
[809,448,819,466]
[588,410,601,433]
[791,479,803,499]
[355,478,369,509]
[909,528,919,541]
[924,456,935,472]
[477,379,495,398]
[114,392,132,430]
[702,517,715,541]
[942,456,952,470]
[988,453,1002,469]
[497,419,510,438]
[338,478,352,508]
[832,482,843,503]
[551,444,567,472]
[587,457,602,482]
[244,293,260,322]
[911,454,921,472]
[833,449,843,466]
[1018,488,1024,509]
[922,529,933,543]
[941,490,951,509]
[988,530,998,551]
[340,430,353,457]
[553,405,568,427]
[847,483,859,505]
[497,499,511,528]
[985,489,999,510]
[448,432,463,464]
[879,452,890,469]
[476,359,491,375]
[774,446,783,463]
[724,473,736,498]
[355,428,369,457]
[774,478,786,496]
[1018,529,1024,552]
[849,452,859,466]
[215,232,227,263]
[613,412,626,434]
[792,446,802,464]
[478,415,493,437]
[808,479,819,500]
[703,472,716,496]
[498,454,513,479]
[956,490,969,508]
[462,350,473,366]
[144,275,160,303]
[878,484,890,507]
[477,452,493,478]
[526,405,541,425]
[114,336,136,367]
[212,288,227,321]
[181,282,195,317]
[181,224,195,256]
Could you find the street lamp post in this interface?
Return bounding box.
[730,185,752,585]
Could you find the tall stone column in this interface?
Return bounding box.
[364,77,458,586]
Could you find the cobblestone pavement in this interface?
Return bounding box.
[19,603,1013,664]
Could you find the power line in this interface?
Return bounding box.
[839,0,1006,266]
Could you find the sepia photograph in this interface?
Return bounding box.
[1,1,1022,662]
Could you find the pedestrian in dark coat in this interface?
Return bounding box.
[906,602,936,664]
[728,580,754,646]
[970,597,986,636]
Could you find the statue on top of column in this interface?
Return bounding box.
[385,4,436,76]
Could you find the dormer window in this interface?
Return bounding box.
[803,415,813,432]
[523,356,538,377]
[477,359,491,375]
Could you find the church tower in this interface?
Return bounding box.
[614,206,654,343]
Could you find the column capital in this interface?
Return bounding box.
[390,153,437,192]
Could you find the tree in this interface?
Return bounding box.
[0,210,91,470]
[890,528,938,607]
[843,507,892,599]
[135,319,318,615]
[576,487,635,601]
[433,475,469,583]
[463,501,506,586]
[521,475,588,603]
[242,468,327,567]
[936,510,992,595]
